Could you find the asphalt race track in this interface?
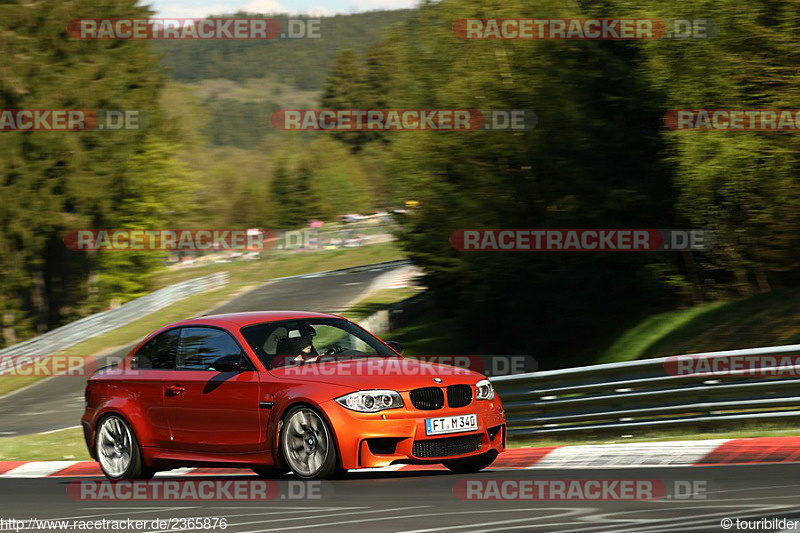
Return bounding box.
[1,465,799,532]
[0,262,405,436]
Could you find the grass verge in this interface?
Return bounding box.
[151,241,402,289]
[0,428,90,461]
[339,287,422,322]
[377,310,459,356]
[598,287,800,362]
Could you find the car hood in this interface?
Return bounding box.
[268,356,486,390]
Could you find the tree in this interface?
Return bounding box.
[271,160,308,227]
[322,0,679,367]
[0,0,193,344]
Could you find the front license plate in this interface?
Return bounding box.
[425,414,478,435]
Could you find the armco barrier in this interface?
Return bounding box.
[490,344,800,437]
[0,273,228,364]
[357,292,429,336]
[0,259,412,369]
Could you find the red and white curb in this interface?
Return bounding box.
[2,436,798,478]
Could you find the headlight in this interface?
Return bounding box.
[335,390,404,413]
[476,379,495,400]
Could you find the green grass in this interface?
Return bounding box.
[383,310,465,356]
[597,303,726,363]
[151,241,403,288]
[0,428,91,461]
[0,243,404,397]
[340,287,423,322]
[598,287,800,362]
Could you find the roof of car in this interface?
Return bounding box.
[173,311,341,329]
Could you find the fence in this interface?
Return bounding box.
[357,292,430,336]
[490,344,800,438]
[0,273,228,364]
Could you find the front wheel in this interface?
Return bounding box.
[281,406,341,479]
[96,415,154,480]
[443,450,498,474]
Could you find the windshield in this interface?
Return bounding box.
[240,317,397,369]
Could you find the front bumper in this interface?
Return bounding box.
[323,398,506,470]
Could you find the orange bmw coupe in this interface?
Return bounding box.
[82,311,506,479]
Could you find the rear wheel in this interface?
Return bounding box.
[281,406,341,479]
[443,450,498,474]
[96,415,154,480]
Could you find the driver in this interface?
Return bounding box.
[290,323,319,364]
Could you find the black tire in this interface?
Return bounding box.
[443,450,498,474]
[280,405,341,479]
[95,415,154,480]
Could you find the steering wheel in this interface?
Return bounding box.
[324,344,345,356]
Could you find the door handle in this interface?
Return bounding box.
[165,384,185,397]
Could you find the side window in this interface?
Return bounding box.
[133,329,179,370]
[177,327,244,371]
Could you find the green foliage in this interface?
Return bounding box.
[341,0,678,366]
[0,0,195,343]
[96,137,196,302]
[155,12,414,90]
[299,138,372,218]
[5,0,800,368]
[599,287,800,362]
[637,0,800,296]
[271,159,307,227]
[204,98,279,149]
[308,0,800,367]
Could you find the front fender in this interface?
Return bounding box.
[267,381,356,467]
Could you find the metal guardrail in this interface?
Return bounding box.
[490,344,800,437]
[0,258,412,368]
[1,258,413,367]
[357,292,429,337]
[0,273,229,363]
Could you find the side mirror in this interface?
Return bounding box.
[213,354,245,373]
[385,341,403,354]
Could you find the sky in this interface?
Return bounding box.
[148,0,418,18]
